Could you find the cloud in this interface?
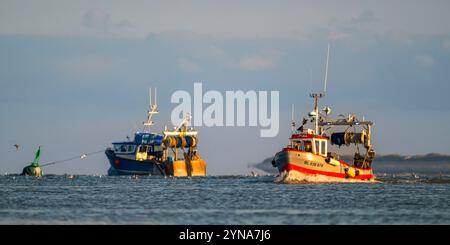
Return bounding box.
[349,10,378,25]
[177,57,202,73]
[319,10,377,42]
[442,39,450,51]
[115,19,133,29]
[239,56,274,71]
[59,55,127,77]
[329,30,351,41]
[238,49,283,71]
[3,1,450,39]
[386,30,414,46]
[416,55,435,67]
[82,9,111,29]
[205,44,226,59]
[82,8,132,30]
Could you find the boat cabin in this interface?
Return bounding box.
[290,130,328,157]
[113,143,136,154]
[112,132,164,161]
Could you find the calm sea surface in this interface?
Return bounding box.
[1,174,449,224]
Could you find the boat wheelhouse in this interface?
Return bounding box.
[290,129,328,157]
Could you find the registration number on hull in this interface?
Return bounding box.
[303,161,324,168]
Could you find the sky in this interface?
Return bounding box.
[1,0,450,175]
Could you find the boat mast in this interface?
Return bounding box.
[309,44,330,135]
[324,44,330,94]
[143,87,159,133]
[309,93,323,135]
[315,94,319,134]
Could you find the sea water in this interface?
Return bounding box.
[0,174,449,224]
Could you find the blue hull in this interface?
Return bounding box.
[105,149,166,176]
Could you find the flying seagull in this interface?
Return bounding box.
[13,144,19,150]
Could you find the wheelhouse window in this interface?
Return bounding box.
[304,140,312,153]
[321,141,326,156]
[141,134,150,144]
[292,140,301,150]
[314,141,320,154]
[147,145,153,153]
[153,145,162,152]
[139,145,148,153]
[291,138,327,156]
[114,144,136,153]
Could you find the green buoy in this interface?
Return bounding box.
[22,146,43,177]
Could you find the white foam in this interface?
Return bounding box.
[274,170,378,184]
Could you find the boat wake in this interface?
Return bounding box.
[274,170,378,184]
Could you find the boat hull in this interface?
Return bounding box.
[105,149,207,177]
[105,149,165,176]
[272,148,375,183]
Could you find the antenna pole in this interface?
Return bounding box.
[315,95,319,135]
[154,87,157,107]
[324,43,330,93]
[149,87,152,107]
[291,104,295,133]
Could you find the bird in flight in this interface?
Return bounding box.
[13,144,20,150]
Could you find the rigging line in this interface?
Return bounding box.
[40,149,105,167]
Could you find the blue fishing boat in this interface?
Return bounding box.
[105,88,206,176]
[105,132,165,175]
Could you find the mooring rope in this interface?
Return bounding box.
[40,149,105,167]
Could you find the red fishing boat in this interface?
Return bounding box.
[272,45,376,183]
